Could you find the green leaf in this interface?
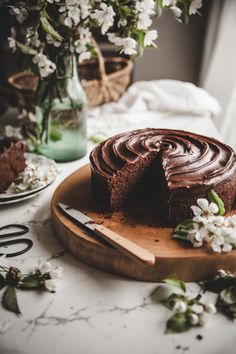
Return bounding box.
[16,41,36,55]
[172,233,188,241]
[156,0,163,16]
[202,276,236,294]
[164,278,186,293]
[19,276,41,290]
[217,287,236,319]
[0,273,6,290]
[40,14,63,41]
[137,30,145,57]
[2,286,21,315]
[174,219,194,238]
[208,190,225,216]
[165,312,191,334]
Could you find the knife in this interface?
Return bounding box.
[58,203,156,267]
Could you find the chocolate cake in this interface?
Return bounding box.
[0,138,26,193]
[90,129,236,226]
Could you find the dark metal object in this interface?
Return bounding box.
[0,224,33,257]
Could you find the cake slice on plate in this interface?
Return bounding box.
[0,138,27,193]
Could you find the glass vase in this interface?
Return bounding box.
[35,55,87,162]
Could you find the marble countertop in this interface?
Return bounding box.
[1,113,234,354]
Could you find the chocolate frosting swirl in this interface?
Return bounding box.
[90,129,236,189]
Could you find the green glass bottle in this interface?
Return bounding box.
[36,55,87,162]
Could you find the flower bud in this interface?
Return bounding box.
[199,312,208,326]
[173,300,187,313]
[188,313,199,325]
[40,262,52,274]
[204,303,216,314]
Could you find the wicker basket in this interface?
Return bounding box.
[8,50,133,110]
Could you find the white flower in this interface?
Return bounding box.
[9,6,28,23]
[227,230,236,245]
[217,269,227,277]
[192,215,209,225]
[137,13,152,30]
[228,215,236,227]
[191,303,204,314]
[39,261,52,274]
[118,18,127,28]
[189,0,203,15]
[107,33,123,46]
[91,3,115,35]
[189,313,199,325]
[44,279,59,292]
[171,6,182,18]
[187,229,203,248]
[144,30,158,46]
[78,51,91,63]
[64,7,80,27]
[46,34,61,47]
[4,125,23,139]
[173,300,187,313]
[204,303,216,314]
[33,53,56,78]
[8,37,16,52]
[135,0,155,30]
[191,198,219,217]
[163,0,175,5]
[50,266,63,280]
[212,215,225,227]
[222,243,233,253]
[120,38,137,56]
[75,27,92,54]
[210,235,224,253]
[80,0,91,19]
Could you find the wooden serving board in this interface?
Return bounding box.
[51,164,236,282]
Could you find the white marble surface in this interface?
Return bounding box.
[1,113,234,354]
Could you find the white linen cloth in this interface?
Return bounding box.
[88,80,221,140]
[90,80,221,117]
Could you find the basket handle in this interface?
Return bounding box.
[92,38,107,81]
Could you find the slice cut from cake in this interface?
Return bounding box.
[0,138,27,193]
[90,129,236,226]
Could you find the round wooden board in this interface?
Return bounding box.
[51,164,236,282]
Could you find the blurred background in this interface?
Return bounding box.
[0,0,235,149]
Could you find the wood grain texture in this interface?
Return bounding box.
[51,164,236,282]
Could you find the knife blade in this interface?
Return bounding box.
[58,202,156,267]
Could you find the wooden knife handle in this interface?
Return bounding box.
[95,224,156,267]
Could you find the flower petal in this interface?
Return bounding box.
[191,205,202,216]
[44,279,58,292]
[211,242,222,253]
[50,267,63,280]
[197,198,209,211]
[222,243,233,253]
[40,262,52,274]
[209,202,219,215]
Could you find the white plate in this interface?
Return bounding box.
[0,190,44,205]
[0,153,59,202]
